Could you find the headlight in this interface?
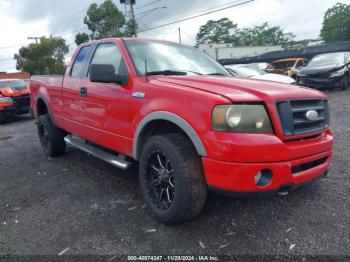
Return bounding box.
[212,104,273,133]
[330,67,345,77]
[0,97,13,103]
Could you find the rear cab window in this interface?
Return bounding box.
[71,46,92,77]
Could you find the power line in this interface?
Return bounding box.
[138,0,254,33]
[0,0,254,51]
[0,44,23,50]
[0,26,89,51]
[44,0,106,35]
[136,6,167,19]
[138,20,177,35]
[135,0,162,10]
[34,0,91,34]
[0,58,14,61]
[28,36,43,44]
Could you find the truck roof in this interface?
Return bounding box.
[78,37,189,48]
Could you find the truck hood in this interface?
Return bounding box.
[156,75,325,102]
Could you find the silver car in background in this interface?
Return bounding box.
[225,64,296,84]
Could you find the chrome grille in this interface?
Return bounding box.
[276,99,329,136]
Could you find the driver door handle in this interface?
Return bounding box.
[80,87,88,97]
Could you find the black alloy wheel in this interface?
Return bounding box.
[38,121,50,150]
[145,151,175,210]
[139,134,207,224]
[37,114,66,157]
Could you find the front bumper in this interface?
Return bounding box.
[297,75,345,90]
[202,149,332,194]
[13,94,30,114]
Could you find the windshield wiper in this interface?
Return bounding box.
[206,72,227,76]
[145,69,202,76]
[145,70,187,76]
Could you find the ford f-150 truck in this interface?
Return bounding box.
[30,38,333,224]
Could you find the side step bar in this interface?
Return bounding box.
[64,135,132,170]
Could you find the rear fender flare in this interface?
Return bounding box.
[36,95,55,125]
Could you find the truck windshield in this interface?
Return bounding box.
[124,40,229,76]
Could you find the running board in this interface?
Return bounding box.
[64,135,132,170]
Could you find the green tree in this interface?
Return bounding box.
[14,37,68,75]
[126,18,138,37]
[196,18,239,45]
[75,32,90,46]
[75,0,137,45]
[83,0,126,40]
[196,19,291,47]
[320,3,350,43]
[239,22,290,46]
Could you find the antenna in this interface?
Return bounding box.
[144,59,149,82]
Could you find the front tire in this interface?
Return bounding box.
[139,133,207,224]
[37,114,66,157]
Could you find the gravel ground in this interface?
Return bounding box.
[0,90,349,257]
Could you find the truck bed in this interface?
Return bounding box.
[30,75,64,117]
[31,75,64,89]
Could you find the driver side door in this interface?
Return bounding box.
[78,42,133,154]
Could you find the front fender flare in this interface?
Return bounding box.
[133,111,207,160]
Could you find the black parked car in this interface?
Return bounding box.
[297,52,350,90]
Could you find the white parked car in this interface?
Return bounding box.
[225,64,296,84]
[249,62,270,71]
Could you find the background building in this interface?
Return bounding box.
[0,72,30,80]
[198,44,283,60]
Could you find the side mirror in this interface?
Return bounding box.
[89,64,127,85]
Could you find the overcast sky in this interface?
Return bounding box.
[0,0,349,72]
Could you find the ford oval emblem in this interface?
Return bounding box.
[306,110,319,121]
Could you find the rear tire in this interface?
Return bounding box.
[37,114,66,157]
[139,133,207,225]
[0,111,6,124]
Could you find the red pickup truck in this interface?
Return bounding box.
[30,38,333,224]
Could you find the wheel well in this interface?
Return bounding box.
[36,98,48,116]
[136,120,197,159]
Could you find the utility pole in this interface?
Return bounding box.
[130,1,137,37]
[120,0,137,37]
[27,37,42,44]
[178,27,182,44]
